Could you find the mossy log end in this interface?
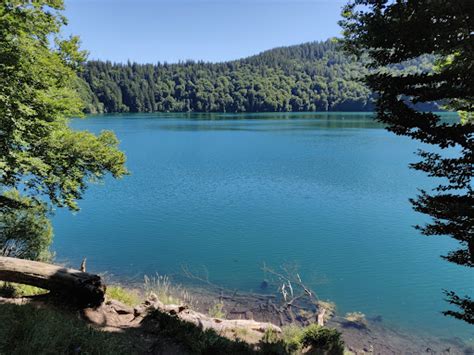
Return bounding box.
[0,256,105,307]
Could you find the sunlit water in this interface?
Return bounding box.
[53,112,472,341]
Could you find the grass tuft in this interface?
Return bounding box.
[208,301,226,318]
[343,312,368,329]
[0,303,136,354]
[0,282,48,298]
[144,273,193,306]
[106,285,141,306]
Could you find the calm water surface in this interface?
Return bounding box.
[53,112,472,340]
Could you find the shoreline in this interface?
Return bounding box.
[0,259,471,354]
[104,273,472,354]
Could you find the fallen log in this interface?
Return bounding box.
[0,256,105,307]
[135,294,282,344]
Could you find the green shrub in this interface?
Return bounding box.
[300,324,344,355]
[259,324,345,355]
[259,328,289,354]
[0,190,53,261]
[281,325,304,353]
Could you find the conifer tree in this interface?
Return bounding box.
[340,0,473,324]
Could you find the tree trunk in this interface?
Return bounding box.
[0,256,105,307]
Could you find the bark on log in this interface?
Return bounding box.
[0,256,105,307]
[142,298,282,341]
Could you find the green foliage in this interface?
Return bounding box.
[0,303,136,354]
[259,325,344,355]
[79,40,377,114]
[106,285,141,306]
[0,282,48,298]
[340,0,473,324]
[72,76,105,114]
[280,326,305,353]
[0,190,52,260]
[443,291,474,325]
[146,309,255,354]
[0,1,127,260]
[259,328,289,354]
[300,324,344,354]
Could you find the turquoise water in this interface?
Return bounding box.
[53,112,472,340]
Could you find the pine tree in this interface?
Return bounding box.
[340,0,473,324]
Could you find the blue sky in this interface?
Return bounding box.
[63,0,346,64]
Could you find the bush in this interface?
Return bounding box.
[259,328,289,354]
[0,190,53,261]
[259,324,344,355]
[281,325,304,353]
[300,324,344,355]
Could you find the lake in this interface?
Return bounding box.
[53,112,472,341]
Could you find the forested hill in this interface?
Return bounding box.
[76,40,430,114]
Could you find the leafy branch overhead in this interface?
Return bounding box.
[340,0,473,324]
[0,1,128,259]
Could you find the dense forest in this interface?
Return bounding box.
[78,40,433,114]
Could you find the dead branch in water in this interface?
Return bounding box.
[261,263,335,325]
[261,262,319,304]
[181,265,221,290]
[179,262,333,326]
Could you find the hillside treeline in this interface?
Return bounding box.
[78,40,432,114]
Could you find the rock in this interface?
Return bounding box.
[260,279,269,290]
[82,303,138,332]
[148,292,158,303]
[148,300,281,341]
[107,299,133,315]
[134,305,147,317]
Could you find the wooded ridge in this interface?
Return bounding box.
[77,40,434,114]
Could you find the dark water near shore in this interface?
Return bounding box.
[53,112,472,341]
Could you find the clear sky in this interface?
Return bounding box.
[63,0,346,64]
